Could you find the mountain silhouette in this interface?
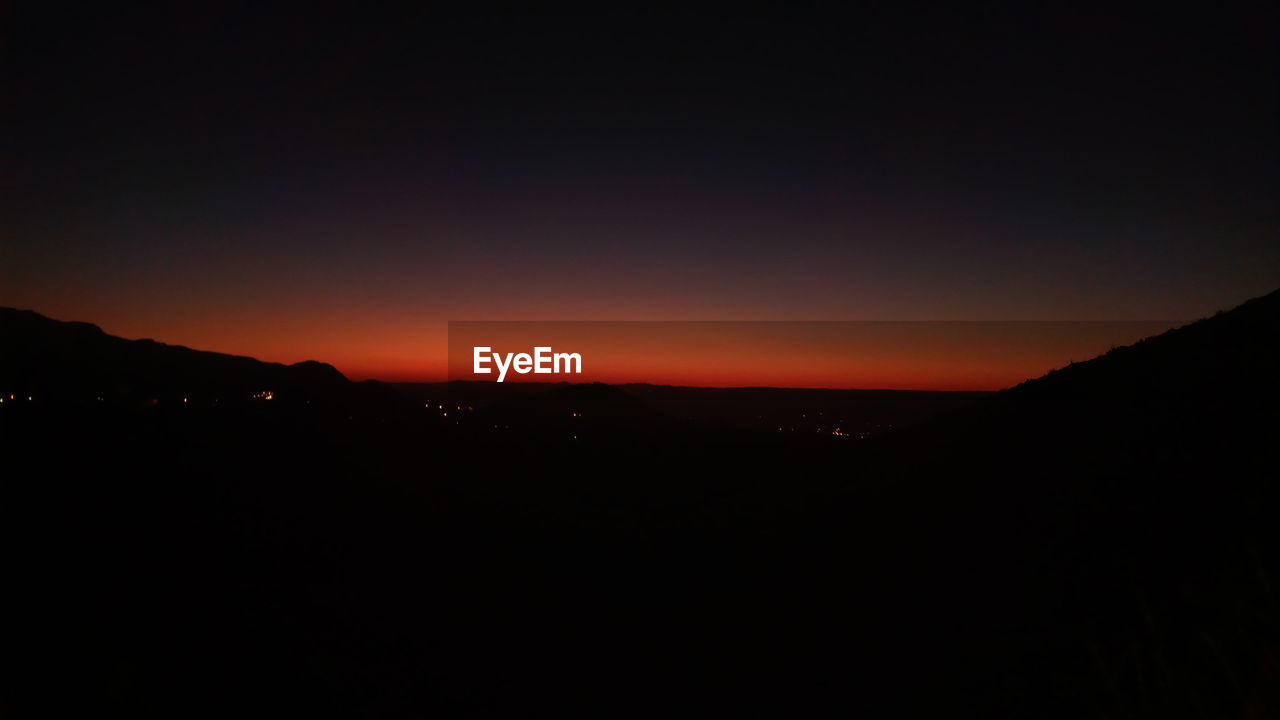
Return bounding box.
[0,307,351,405]
[978,287,1277,429]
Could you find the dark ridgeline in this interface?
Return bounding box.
[0,307,409,411]
[1,291,1277,717]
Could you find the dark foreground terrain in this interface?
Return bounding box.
[2,293,1278,717]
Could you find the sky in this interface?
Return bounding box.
[2,2,1277,384]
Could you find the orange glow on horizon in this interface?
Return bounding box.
[442,321,1179,391]
[0,297,1180,391]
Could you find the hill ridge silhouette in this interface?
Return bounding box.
[1005,287,1279,392]
[0,306,349,404]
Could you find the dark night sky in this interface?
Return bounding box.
[2,2,1276,380]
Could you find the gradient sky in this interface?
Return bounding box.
[2,3,1276,383]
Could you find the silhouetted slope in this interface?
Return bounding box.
[863,288,1280,484]
[989,287,1278,428]
[847,289,1280,717]
[0,307,351,405]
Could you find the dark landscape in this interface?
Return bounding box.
[3,290,1277,717]
[3,3,1275,716]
